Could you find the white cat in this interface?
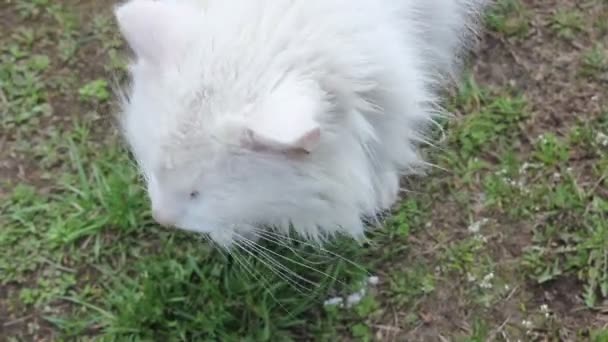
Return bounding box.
[114,0,488,247]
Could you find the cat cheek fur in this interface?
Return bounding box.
[115,0,489,245]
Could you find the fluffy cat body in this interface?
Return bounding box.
[115,0,488,246]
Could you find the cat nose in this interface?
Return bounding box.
[152,208,175,227]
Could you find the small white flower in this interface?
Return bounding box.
[540,304,550,318]
[467,272,476,282]
[468,222,481,233]
[522,319,533,329]
[367,276,379,286]
[474,234,488,243]
[479,272,494,289]
[467,218,488,233]
[596,132,608,147]
[346,288,367,308]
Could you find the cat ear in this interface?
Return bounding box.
[114,0,198,65]
[245,124,321,154]
[243,86,323,154]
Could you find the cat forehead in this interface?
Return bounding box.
[146,151,207,192]
[155,162,200,187]
[155,136,215,168]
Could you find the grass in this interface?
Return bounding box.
[485,0,530,38]
[2,137,370,339]
[1,0,608,340]
[550,9,585,40]
[581,44,608,79]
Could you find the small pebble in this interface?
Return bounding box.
[346,288,366,307]
[323,297,344,307]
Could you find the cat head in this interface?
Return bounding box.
[114,0,380,247]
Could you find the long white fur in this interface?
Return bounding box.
[115,0,489,247]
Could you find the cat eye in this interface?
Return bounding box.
[189,191,200,199]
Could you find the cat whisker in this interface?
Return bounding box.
[252,228,369,276]
[239,234,324,286]
[231,241,293,315]
[252,230,337,265]
[235,235,317,295]
[236,239,321,298]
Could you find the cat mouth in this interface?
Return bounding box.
[173,222,216,234]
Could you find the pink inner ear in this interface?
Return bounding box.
[245,126,321,154]
[292,127,321,153]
